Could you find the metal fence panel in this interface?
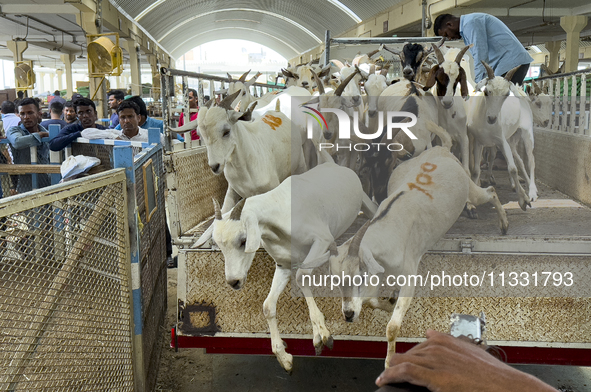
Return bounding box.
[0,169,134,391]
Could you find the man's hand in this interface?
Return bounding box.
[376,330,557,392]
[38,131,49,138]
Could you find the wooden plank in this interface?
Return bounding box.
[0,164,61,174]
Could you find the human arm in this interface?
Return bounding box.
[6,126,43,150]
[463,19,490,83]
[376,330,557,392]
[48,125,82,151]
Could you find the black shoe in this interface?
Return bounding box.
[166,255,178,268]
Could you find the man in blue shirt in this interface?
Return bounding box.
[50,90,66,106]
[114,96,164,133]
[6,98,51,193]
[107,89,125,129]
[434,13,533,84]
[1,101,20,130]
[40,101,67,130]
[49,98,107,151]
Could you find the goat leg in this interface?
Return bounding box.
[263,266,293,373]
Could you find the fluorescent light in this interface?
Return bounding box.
[531,45,542,53]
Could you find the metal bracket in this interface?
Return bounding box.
[460,240,474,254]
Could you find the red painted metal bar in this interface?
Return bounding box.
[170,328,591,366]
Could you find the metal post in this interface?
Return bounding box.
[161,72,171,152]
[422,0,427,37]
[48,124,61,185]
[580,74,588,135]
[324,30,331,66]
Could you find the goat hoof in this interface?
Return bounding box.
[489,176,496,185]
[326,335,334,350]
[314,343,324,356]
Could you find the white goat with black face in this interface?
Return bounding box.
[302,147,508,368]
[206,162,377,372]
[468,61,538,209]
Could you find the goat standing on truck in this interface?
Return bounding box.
[302,147,508,368]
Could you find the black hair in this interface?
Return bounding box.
[1,100,15,114]
[18,97,40,111]
[117,100,141,115]
[64,101,74,109]
[108,89,125,101]
[188,88,198,98]
[74,98,97,112]
[50,101,64,114]
[204,95,210,101]
[433,14,455,36]
[124,96,148,117]
[54,90,61,96]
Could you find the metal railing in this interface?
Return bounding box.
[159,67,285,151]
[528,68,591,136]
[0,169,135,391]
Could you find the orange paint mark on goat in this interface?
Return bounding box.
[421,162,437,172]
[262,114,282,130]
[408,183,434,199]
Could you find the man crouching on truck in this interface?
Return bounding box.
[6,98,51,194]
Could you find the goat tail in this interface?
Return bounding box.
[361,192,378,218]
[425,120,453,151]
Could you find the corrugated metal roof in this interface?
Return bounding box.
[111,0,402,59]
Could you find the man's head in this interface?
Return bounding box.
[63,101,77,123]
[54,90,61,97]
[434,14,461,40]
[107,89,125,110]
[117,101,141,137]
[17,98,41,130]
[74,98,98,129]
[188,88,198,108]
[49,101,64,119]
[1,100,15,115]
[124,96,148,125]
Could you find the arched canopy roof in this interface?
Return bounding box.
[112,0,397,59]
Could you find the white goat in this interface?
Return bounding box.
[526,80,552,128]
[282,63,331,93]
[206,162,377,372]
[302,147,508,368]
[174,91,306,248]
[468,62,538,209]
[225,70,261,110]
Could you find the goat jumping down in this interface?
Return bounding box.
[301,147,508,368]
[206,162,377,372]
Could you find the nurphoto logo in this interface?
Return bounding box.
[303,107,418,152]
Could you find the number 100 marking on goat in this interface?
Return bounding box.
[407,162,437,199]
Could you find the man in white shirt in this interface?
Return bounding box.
[116,100,164,144]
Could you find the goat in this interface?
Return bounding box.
[176,91,306,247]
[423,44,472,176]
[217,70,262,111]
[382,39,444,84]
[526,80,552,128]
[301,147,508,368]
[282,63,331,93]
[468,62,538,209]
[207,162,378,372]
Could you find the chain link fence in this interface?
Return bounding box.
[0,169,134,391]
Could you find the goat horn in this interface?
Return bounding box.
[204,98,214,108]
[227,73,233,82]
[310,69,325,95]
[432,43,445,64]
[381,44,402,57]
[334,69,359,96]
[481,61,496,80]
[217,91,241,110]
[504,64,521,82]
[380,64,391,76]
[532,79,542,95]
[238,70,251,83]
[348,220,371,256]
[213,198,222,220]
[367,49,380,58]
[455,44,473,65]
[229,198,246,221]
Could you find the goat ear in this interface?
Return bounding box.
[458,67,469,98]
[282,68,297,79]
[360,246,384,275]
[192,223,214,249]
[243,212,261,253]
[300,250,331,270]
[509,83,522,97]
[423,65,439,91]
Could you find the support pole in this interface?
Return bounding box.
[56,69,64,91]
[545,41,561,73]
[560,15,588,73]
[324,30,331,67]
[123,39,142,96]
[60,54,75,98]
